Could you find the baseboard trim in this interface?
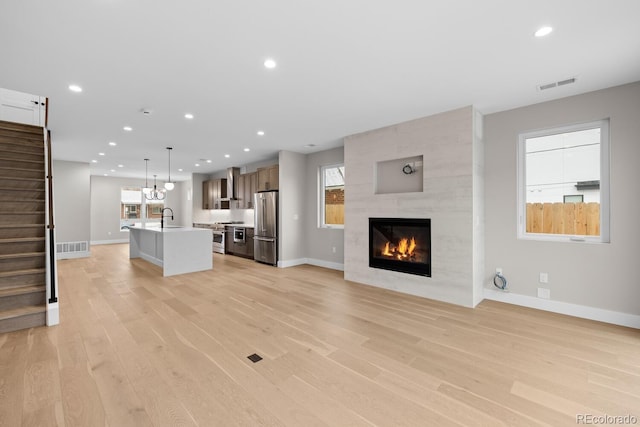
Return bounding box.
[305,258,344,271]
[91,239,129,245]
[278,258,307,268]
[56,251,90,260]
[277,257,344,271]
[484,288,640,329]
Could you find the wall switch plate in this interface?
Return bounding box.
[332,246,336,253]
[496,267,503,275]
[539,272,549,283]
[537,287,550,299]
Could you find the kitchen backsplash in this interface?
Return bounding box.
[193,208,255,224]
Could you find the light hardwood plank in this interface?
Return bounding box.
[1,243,638,426]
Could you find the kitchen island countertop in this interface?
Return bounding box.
[129,226,212,276]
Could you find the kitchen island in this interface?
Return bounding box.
[129,226,212,277]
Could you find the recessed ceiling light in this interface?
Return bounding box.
[118,164,124,168]
[68,84,82,93]
[108,141,117,146]
[243,148,250,152]
[103,173,108,176]
[98,152,105,156]
[195,163,200,167]
[534,26,553,37]
[264,58,277,69]
[206,159,212,163]
[178,168,183,172]
[224,154,230,158]
[123,126,133,132]
[110,169,116,172]
[184,113,194,119]
[257,130,265,136]
[91,160,98,163]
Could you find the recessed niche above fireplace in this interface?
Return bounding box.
[369,218,431,277]
[374,155,423,194]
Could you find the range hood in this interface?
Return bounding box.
[220,167,240,201]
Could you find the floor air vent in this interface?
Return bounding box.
[538,76,577,91]
[57,241,88,254]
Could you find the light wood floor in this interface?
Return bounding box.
[1,244,639,426]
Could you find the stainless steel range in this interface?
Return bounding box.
[211,224,226,254]
[193,221,243,254]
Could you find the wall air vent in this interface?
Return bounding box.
[56,240,89,254]
[538,76,577,91]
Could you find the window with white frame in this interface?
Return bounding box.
[517,119,609,243]
[319,164,345,228]
[120,187,163,230]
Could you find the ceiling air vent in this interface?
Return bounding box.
[538,77,577,91]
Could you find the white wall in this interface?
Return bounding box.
[90,176,183,244]
[344,106,484,308]
[304,147,345,269]
[484,82,640,325]
[278,151,306,266]
[53,160,91,257]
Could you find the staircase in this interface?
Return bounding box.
[0,120,47,333]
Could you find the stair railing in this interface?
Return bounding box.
[44,99,57,305]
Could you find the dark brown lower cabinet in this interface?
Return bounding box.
[225,227,254,259]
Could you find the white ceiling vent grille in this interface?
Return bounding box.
[538,77,577,91]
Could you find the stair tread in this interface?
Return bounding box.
[0,304,46,321]
[1,187,45,192]
[0,120,43,133]
[0,146,44,156]
[0,252,46,260]
[0,177,45,182]
[0,224,45,228]
[0,156,43,164]
[0,199,46,202]
[0,211,45,214]
[0,166,44,171]
[0,284,45,297]
[0,237,45,243]
[0,268,45,278]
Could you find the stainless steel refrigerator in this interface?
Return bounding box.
[254,190,278,265]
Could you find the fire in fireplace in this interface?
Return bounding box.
[369,218,431,277]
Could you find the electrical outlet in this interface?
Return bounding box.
[537,287,550,299]
[332,246,336,253]
[539,272,549,283]
[496,267,503,275]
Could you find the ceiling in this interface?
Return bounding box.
[1,0,639,182]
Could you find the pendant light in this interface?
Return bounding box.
[164,147,175,191]
[142,159,152,196]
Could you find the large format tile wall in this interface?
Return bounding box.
[344,106,485,307]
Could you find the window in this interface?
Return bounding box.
[319,164,345,228]
[120,187,163,230]
[517,120,609,242]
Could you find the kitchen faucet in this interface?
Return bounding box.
[161,207,174,229]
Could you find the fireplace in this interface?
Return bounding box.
[369,218,431,277]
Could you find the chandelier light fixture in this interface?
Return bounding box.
[145,174,166,200]
[164,146,175,191]
[143,157,165,201]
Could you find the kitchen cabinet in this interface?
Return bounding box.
[202,178,228,210]
[257,165,278,191]
[225,227,233,254]
[237,172,257,209]
[224,226,254,259]
[202,180,214,209]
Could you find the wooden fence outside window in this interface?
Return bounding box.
[526,202,600,235]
